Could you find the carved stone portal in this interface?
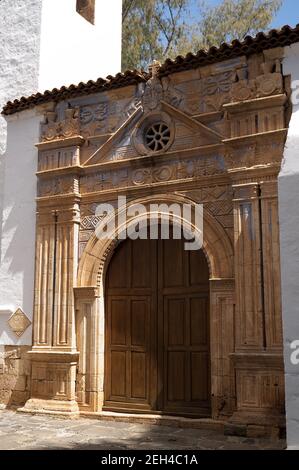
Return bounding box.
[21,49,288,437]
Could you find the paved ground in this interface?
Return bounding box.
[0,409,286,450]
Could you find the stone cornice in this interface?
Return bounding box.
[74,287,100,299]
[223,94,287,113]
[230,352,284,369]
[223,128,288,146]
[36,136,85,150]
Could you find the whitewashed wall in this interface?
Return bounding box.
[39,0,122,91]
[280,42,299,449]
[0,110,42,346]
[0,0,43,345]
[0,0,122,346]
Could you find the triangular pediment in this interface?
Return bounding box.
[82,101,223,167]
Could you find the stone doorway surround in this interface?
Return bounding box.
[16,51,287,437]
[74,195,235,419]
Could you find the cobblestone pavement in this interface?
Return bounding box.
[0,410,286,450]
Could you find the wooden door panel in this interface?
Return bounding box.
[190,297,208,347]
[105,235,210,416]
[162,238,185,288]
[110,298,127,346]
[131,299,148,347]
[110,351,126,398]
[131,238,153,288]
[167,351,186,402]
[106,241,129,289]
[166,298,186,347]
[105,295,152,407]
[191,352,209,402]
[163,292,210,413]
[131,351,147,399]
[189,249,210,286]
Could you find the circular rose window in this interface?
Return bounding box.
[145,122,171,152]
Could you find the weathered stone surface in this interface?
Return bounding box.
[0,410,286,450]
[224,423,247,437]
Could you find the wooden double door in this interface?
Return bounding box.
[104,235,210,416]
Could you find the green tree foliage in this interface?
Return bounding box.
[121,0,282,71]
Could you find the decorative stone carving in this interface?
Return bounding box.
[38,176,79,197]
[142,61,184,113]
[80,154,225,194]
[8,309,31,338]
[81,215,106,230]
[256,72,283,98]
[142,61,163,112]
[80,103,108,126]
[231,80,254,102]
[38,147,80,171]
[28,49,287,435]
[41,107,80,142]
[132,111,175,155]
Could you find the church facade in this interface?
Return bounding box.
[2,21,299,443]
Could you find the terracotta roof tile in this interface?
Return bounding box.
[3,24,299,116]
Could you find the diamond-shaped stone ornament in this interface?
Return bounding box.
[8,308,31,338]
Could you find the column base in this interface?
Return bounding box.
[24,349,79,417]
[18,398,80,417]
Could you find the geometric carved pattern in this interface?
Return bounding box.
[81,215,105,230]
[8,308,31,338]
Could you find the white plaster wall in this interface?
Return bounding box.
[0,0,122,346]
[0,110,41,346]
[0,0,43,346]
[280,42,299,449]
[38,0,122,92]
[0,0,42,153]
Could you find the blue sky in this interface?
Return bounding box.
[189,0,299,30]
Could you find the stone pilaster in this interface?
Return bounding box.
[22,199,81,415]
[74,287,102,412]
[260,181,283,351]
[210,279,235,418]
[233,183,264,351]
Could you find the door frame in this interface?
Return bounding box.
[75,195,235,418]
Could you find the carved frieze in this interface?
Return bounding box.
[80,154,225,194]
[38,175,79,197]
[38,146,80,171]
[41,108,80,142]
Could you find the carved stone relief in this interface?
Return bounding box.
[38,147,80,172]
[38,176,79,197]
[27,50,287,433]
[41,108,80,142]
[79,154,225,195]
[8,309,31,338]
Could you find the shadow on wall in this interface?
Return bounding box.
[0,109,40,346]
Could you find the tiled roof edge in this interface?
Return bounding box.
[3,23,299,116]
